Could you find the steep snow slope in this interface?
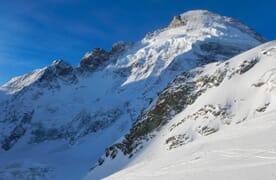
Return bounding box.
[86,41,276,180]
[0,10,265,179]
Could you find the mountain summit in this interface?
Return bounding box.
[168,10,264,43]
[0,10,269,180]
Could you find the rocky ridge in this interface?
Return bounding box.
[0,10,266,180]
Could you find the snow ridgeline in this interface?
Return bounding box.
[86,41,276,180]
[0,10,266,180]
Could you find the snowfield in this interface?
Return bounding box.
[0,10,273,180]
[104,114,276,180]
[86,41,276,180]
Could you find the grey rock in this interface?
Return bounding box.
[37,59,77,87]
[78,41,134,72]
[110,41,134,55]
[1,111,34,151]
[168,15,187,28]
[78,48,110,71]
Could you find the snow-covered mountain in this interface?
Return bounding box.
[0,10,267,179]
[87,40,276,180]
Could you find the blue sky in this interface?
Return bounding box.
[0,0,275,85]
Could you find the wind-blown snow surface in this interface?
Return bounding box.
[0,10,265,179]
[86,41,276,180]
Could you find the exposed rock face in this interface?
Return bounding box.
[100,66,229,161]
[50,60,74,76]
[168,15,187,28]
[165,134,193,150]
[1,111,34,151]
[110,41,134,55]
[39,60,78,85]
[79,48,110,71]
[78,41,134,72]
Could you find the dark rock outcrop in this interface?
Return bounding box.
[78,41,134,72]
[78,48,110,71]
[168,15,188,28]
[1,111,34,151]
